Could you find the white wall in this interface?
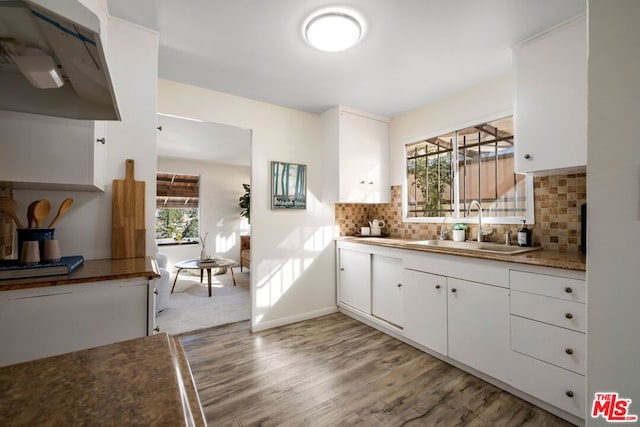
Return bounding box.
[158,79,337,331]
[586,1,640,424]
[13,17,158,260]
[389,74,513,186]
[156,157,250,268]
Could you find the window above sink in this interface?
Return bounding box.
[404,114,534,225]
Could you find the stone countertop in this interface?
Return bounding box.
[0,333,206,426]
[0,257,160,291]
[337,236,586,272]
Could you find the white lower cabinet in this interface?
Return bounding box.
[511,350,586,418]
[336,241,587,423]
[447,278,510,383]
[371,255,403,327]
[337,247,371,314]
[0,278,153,367]
[403,269,447,355]
[509,267,587,420]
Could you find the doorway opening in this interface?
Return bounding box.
[154,113,252,335]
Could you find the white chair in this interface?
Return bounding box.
[155,252,171,313]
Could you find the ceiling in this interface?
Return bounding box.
[108,0,585,118]
[109,0,585,164]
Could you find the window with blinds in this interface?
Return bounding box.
[156,172,200,244]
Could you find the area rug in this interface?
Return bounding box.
[156,270,250,336]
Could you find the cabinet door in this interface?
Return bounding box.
[339,111,389,203]
[371,255,403,327]
[0,110,106,191]
[92,120,107,189]
[338,248,371,314]
[514,15,586,174]
[403,269,447,355]
[447,278,510,383]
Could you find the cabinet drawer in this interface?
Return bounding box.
[510,270,585,303]
[511,315,585,375]
[511,350,585,418]
[511,290,586,332]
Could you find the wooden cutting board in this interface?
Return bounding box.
[112,159,145,259]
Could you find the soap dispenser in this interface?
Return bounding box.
[517,220,532,247]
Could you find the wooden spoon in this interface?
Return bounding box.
[33,199,51,229]
[48,198,74,228]
[27,200,41,228]
[0,198,24,229]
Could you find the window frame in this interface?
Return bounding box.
[155,172,201,246]
[402,111,535,225]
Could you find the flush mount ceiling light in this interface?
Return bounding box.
[304,11,363,52]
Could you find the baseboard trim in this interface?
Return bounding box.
[251,306,338,332]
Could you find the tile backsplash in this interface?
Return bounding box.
[335,173,586,252]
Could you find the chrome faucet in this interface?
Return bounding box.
[439,216,449,240]
[467,200,484,242]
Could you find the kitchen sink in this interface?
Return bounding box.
[405,239,542,255]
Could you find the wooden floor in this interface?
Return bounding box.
[179,313,573,427]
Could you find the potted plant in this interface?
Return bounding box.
[452,223,467,242]
[239,183,250,223]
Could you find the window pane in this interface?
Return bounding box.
[458,117,527,220]
[156,172,200,244]
[406,132,453,218]
[156,208,200,243]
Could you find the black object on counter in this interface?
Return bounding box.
[517,219,532,247]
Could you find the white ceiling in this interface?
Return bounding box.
[109,0,585,162]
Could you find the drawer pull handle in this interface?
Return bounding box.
[451,288,457,293]
[565,348,574,355]
[435,285,441,289]
[397,283,402,288]
[564,287,573,293]
[565,312,573,319]
[153,326,160,332]
[524,154,531,160]
[566,390,574,398]
[340,268,345,271]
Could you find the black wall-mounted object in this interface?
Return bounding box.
[580,203,587,254]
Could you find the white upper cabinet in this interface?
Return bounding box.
[513,15,587,175]
[321,106,390,203]
[0,111,107,191]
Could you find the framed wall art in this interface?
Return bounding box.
[271,161,307,209]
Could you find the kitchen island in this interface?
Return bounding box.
[0,333,206,426]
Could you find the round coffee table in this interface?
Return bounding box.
[170,258,237,297]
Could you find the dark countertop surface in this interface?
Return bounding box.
[337,236,586,272]
[0,333,206,426]
[0,257,160,291]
